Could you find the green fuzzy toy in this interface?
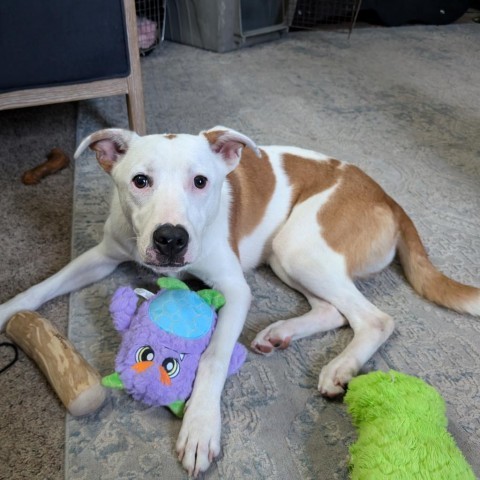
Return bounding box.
[344,370,475,479]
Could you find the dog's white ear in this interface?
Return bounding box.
[74,128,139,173]
[203,126,260,170]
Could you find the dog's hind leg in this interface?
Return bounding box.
[276,245,394,397]
[315,286,394,397]
[258,197,395,397]
[251,255,347,355]
[0,239,127,331]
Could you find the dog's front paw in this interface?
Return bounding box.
[176,404,221,477]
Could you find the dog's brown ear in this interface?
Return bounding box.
[203,126,260,170]
[74,128,138,173]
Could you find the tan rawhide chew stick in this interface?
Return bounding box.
[6,311,106,416]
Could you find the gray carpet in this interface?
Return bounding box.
[1,19,480,480]
[67,21,480,479]
[0,103,77,479]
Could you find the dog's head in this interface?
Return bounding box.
[75,126,259,273]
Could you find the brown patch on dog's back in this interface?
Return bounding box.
[164,134,177,140]
[318,164,399,277]
[227,148,276,256]
[282,154,342,208]
[280,155,397,277]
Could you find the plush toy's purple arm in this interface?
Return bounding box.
[110,286,138,333]
[227,343,248,376]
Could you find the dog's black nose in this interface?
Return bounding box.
[153,224,189,257]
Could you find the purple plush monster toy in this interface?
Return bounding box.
[102,277,247,417]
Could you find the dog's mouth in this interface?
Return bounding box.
[148,261,188,270]
[144,261,189,275]
[144,248,189,271]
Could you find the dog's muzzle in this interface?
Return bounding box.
[152,223,189,258]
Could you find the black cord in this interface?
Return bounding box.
[0,342,19,374]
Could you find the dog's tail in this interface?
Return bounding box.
[395,205,480,316]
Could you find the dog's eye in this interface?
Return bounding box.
[193,175,208,189]
[132,174,150,189]
[136,346,154,362]
[162,357,180,378]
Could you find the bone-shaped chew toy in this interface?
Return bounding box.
[21,148,69,185]
[6,311,106,416]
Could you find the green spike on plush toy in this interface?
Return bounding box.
[102,371,124,390]
[344,370,475,479]
[157,277,190,291]
[197,289,226,310]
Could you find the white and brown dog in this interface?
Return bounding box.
[1,126,479,476]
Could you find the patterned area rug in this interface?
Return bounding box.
[66,23,480,479]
